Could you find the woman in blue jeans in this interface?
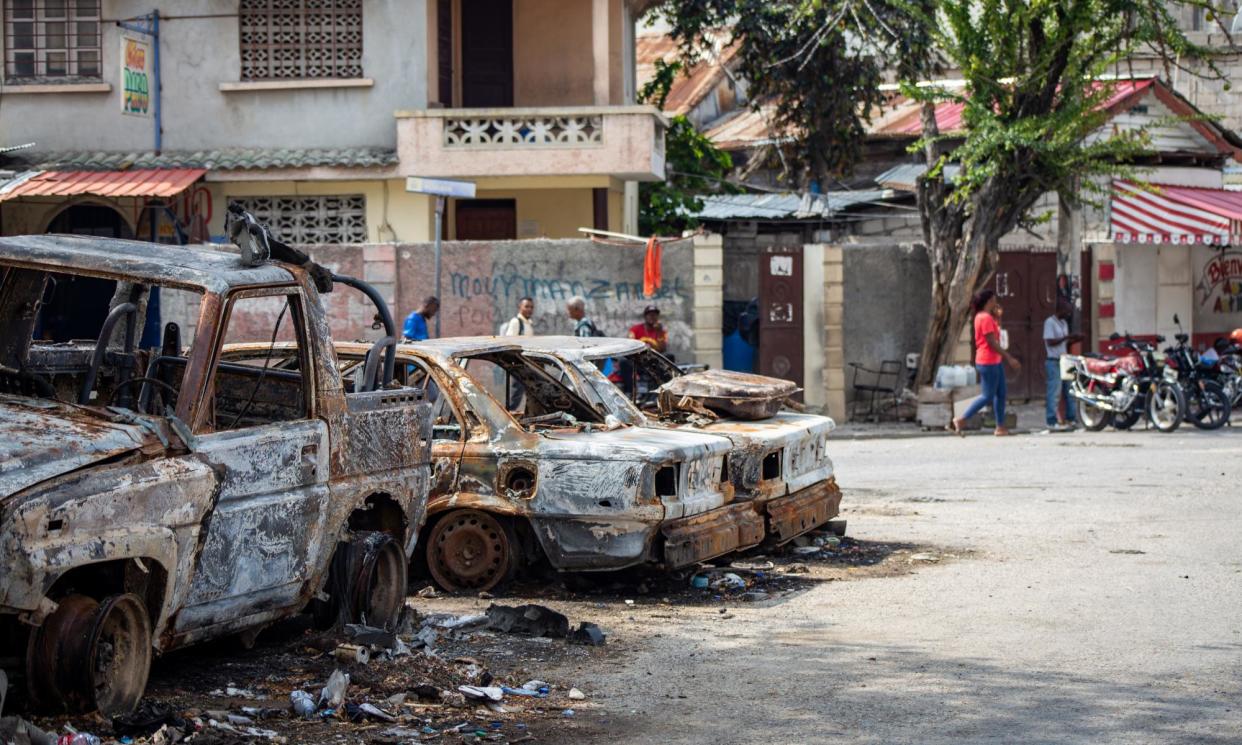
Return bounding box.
[953,289,1021,436]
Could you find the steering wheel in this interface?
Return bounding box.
[109,377,180,413]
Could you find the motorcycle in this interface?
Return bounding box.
[1201,338,1242,416]
[1164,314,1231,430]
[1060,332,1185,432]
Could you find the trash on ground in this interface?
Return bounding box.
[569,621,607,646]
[484,603,570,637]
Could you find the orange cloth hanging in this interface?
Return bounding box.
[643,237,663,298]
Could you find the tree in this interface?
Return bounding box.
[662,0,1234,386]
[904,0,1233,385]
[638,59,738,235]
[661,0,921,188]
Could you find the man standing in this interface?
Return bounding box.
[1044,298,1083,430]
[628,305,667,352]
[501,296,536,337]
[567,296,599,337]
[402,296,439,341]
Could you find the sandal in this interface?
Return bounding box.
[949,417,966,437]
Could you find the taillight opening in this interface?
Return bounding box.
[762,450,782,480]
[655,465,679,497]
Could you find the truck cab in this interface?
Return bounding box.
[0,234,431,715]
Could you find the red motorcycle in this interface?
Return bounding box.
[1060,332,1185,432]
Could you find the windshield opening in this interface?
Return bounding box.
[457,350,606,428]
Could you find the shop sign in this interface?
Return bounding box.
[1197,250,1242,314]
[121,36,152,117]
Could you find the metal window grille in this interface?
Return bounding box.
[232,195,368,244]
[239,0,363,81]
[3,0,102,82]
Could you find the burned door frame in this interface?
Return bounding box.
[758,248,805,391]
[174,286,331,636]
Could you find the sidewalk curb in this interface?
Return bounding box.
[834,428,1039,441]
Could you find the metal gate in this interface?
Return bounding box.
[993,251,1058,399]
[758,249,804,390]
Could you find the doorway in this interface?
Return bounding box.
[992,250,1058,399]
[757,249,804,391]
[455,199,517,240]
[38,204,131,343]
[460,0,513,107]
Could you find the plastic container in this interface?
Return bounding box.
[290,689,317,719]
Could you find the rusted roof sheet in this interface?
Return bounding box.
[0,168,205,202]
[702,104,789,150]
[0,234,294,293]
[636,31,739,116]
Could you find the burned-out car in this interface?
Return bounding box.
[0,235,431,715]
[519,337,841,544]
[222,338,764,593]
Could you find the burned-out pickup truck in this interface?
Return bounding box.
[222,338,765,593]
[0,234,431,715]
[519,337,840,544]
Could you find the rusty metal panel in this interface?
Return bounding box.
[758,250,804,388]
[660,501,765,568]
[765,477,841,544]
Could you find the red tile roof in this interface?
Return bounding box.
[0,168,206,201]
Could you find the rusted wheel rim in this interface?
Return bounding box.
[358,538,407,629]
[26,593,151,715]
[426,510,510,592]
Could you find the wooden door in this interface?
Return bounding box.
[460,0,513,108]
[455,199,516,240]
[758,250,804,390]
[993,251,1057,399]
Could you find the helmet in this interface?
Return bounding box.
[1231,328,1242,346]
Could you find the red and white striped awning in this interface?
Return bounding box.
[1111,180,1242,246]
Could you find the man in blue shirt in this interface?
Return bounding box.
[402,296,439,341]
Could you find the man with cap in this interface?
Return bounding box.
[628,305,668,352]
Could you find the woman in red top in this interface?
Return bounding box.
[953,289,1021,436]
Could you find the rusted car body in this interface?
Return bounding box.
[519,337,841,544]
[222,338,764,592]
[0,235,431,715]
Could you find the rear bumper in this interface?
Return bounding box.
[764,477,842,544]
[660,501,765,569]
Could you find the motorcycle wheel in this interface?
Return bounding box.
[1186,379,1231,430]
[1076,398,1113,431]
[1146,381,1185,432]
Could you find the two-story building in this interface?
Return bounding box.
[0,0,664,245]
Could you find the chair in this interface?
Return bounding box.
[849,360,903,422]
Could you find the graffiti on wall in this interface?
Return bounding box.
[1196,250,1242,314]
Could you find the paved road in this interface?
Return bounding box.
[555,428,1242,744]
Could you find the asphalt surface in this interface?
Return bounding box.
[549,427,1242,744]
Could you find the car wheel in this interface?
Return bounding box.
[316,531,408,630]
[425,509,516,593]
[27,593,152,716]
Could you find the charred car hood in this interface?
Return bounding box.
[659,370,800,420]
[0,395,150,499]
[698,411,835,448]
[539,425,730,463]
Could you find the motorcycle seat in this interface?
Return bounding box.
[1083,358,1119,375]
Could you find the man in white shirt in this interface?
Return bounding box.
[501,297,536,337]
[1044,299,1083,430]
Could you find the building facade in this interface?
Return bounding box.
[0,0,665,246]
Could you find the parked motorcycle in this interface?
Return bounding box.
[1203,337,1242,415]
[1060,332,1185,432]
[1165,315,1231,430]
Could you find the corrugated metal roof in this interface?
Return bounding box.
[691,189,897,220]
[874,163,960,191]
[0,168,205,202]
[703,104,790,150]
[636,32,740,116]
[11,147,398,172]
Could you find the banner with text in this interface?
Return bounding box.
[121,35,151,117]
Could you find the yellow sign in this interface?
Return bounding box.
[121,36,151,117]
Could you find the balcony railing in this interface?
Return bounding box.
[395,106,666,181]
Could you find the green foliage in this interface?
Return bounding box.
[661,0,935,187]
[901,0,1230,217]
[638,59,738,236]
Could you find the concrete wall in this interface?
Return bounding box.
[0,0,428,151]
[163,238,695,360]
[841,243,931,401]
